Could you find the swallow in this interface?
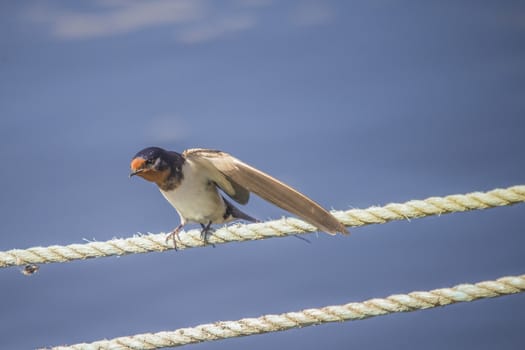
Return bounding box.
[130,147,348,248]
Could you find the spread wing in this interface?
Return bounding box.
[183,148,348,235]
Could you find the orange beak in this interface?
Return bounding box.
[129,157,146,178]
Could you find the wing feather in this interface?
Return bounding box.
[184,148,348,235]
[183,149,250,204]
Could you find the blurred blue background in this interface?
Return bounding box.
[1,1,524,349]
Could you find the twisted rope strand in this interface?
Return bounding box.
[3,185,524,268]
[47,274,525,350]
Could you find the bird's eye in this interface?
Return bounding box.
[146,159,155,165]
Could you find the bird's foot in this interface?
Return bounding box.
[200,222,216,248]
[166,224,184,250]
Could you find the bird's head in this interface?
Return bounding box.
[129,147,171,185]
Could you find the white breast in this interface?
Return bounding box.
[160,160,226,224]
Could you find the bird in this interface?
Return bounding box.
[129,147,348,248]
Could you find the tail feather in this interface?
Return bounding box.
[222,197,257,222]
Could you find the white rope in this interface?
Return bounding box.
[2,185,524,268]
[45,273,525,350]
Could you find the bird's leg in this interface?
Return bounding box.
[166,224,184,250]
[200,221,215,247]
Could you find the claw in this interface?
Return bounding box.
[200,222,215,247]
[166,224,184,250]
